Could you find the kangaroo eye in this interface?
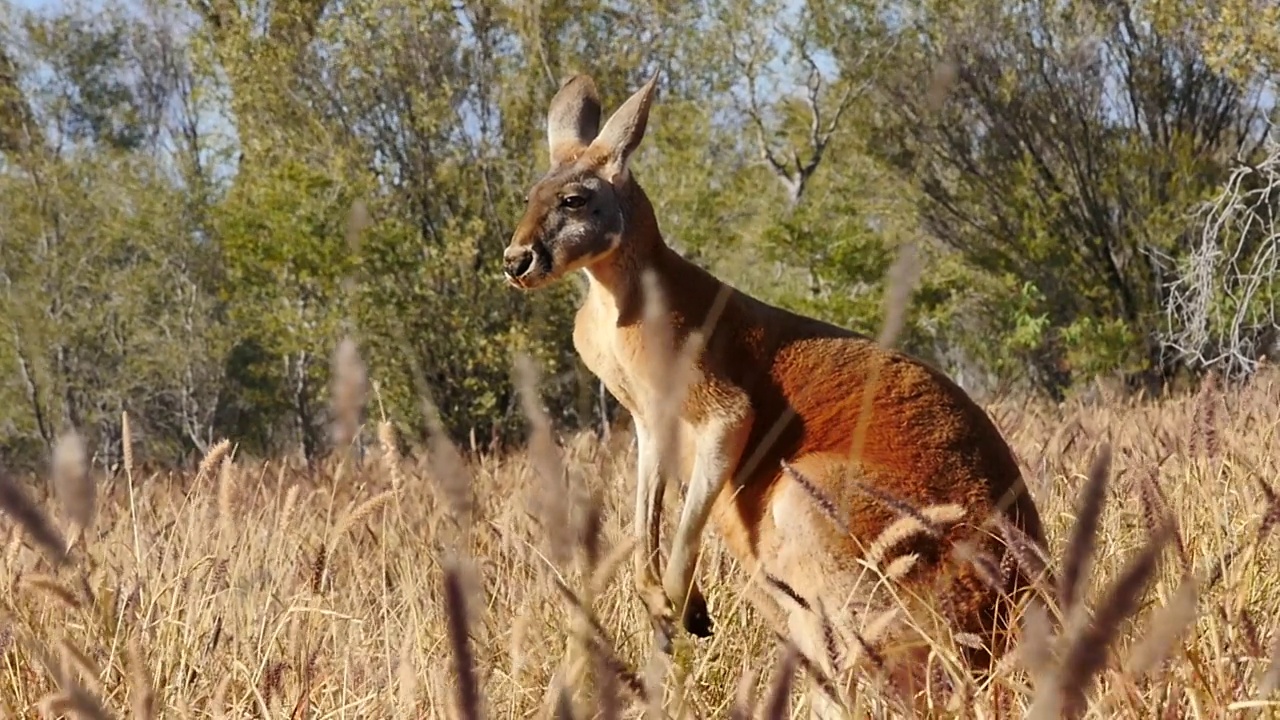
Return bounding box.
[560,194,588,209]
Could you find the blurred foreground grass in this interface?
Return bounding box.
[2,367,1280,718]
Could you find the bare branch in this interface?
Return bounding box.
[733,44,790,182]
[728,8,882,210]
[1159,124,1280,378]
[799,38,825,154]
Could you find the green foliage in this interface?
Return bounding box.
[1,0,1276,468]
[351,209,581,444]
[752,166,895,334]
[862,0,1271,392]
[214,157,361,455]
[1060,315,1148,380]
[0,147,223,466]
[22,9,146,150]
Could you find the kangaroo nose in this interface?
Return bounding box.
[504,247,534,278]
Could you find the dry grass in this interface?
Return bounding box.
[2,360,1280,718]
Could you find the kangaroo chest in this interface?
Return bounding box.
[573,300,644,416]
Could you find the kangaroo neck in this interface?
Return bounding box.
[583,235,672,325]
[582,183,674,325]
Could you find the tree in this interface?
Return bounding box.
[863,0,1272,395]
[0,1,226,468]
[1161,131,1280,378]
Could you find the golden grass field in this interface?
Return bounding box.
[2,362,1279,719]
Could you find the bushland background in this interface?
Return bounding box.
[3,1,1280,718]
[2,0,1278,471]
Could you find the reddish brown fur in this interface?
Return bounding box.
[637,234,1044,654]
[504,73,1046,704]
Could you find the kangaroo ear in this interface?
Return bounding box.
[591,72,659,184]
[547,74,602,167]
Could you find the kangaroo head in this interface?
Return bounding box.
[503,73,658,290]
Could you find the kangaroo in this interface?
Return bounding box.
[502,72,1046,707]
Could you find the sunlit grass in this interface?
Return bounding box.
[1,366,1279,718]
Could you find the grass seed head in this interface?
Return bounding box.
[52,430,94,547]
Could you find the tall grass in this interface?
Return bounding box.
[2,356,1280,717]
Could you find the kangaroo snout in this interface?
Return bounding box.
[503,246,535,279]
